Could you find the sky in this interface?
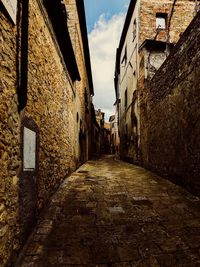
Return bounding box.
[84,0,130,121]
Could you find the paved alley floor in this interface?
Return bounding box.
[17,156,200,267]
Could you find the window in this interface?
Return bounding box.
[133,19,137,41]
[124,89,128,109]
[121,46,127,66]
[156,13,167,30]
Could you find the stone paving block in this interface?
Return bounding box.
[109,206,125,214]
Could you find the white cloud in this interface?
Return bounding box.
[88,13,125,121]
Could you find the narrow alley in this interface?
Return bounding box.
[16,156,200,267]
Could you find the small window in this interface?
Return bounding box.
[156,13,167,29]
[124,89,128,109]
[133,19,136,41]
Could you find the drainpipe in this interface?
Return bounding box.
[18,0,29,111]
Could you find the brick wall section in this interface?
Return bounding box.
[0,8,21,267]
[139,0,195,45]
[140,12,200,196]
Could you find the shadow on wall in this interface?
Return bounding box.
[19,117,39,244]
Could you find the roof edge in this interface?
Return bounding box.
[76,0,94,95]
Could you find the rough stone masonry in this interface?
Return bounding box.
[140,12,200,196]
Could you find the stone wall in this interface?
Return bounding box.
[0,4,21,266]
[140,12,200,196]
[118,0,196,165]
[66,0,92,161]
[27,0,75,207]
[0,0,92,265]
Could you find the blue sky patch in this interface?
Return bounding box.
[84,0,130,32]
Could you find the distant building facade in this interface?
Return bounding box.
[109,113,120,155]
[115,0,196,164]
[0,0,93,266]
[95,109,111,154]
[91,104,101,158]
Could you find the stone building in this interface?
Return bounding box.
[114,0,196,163]
[0,0,93,265]
[91,104,101,158]
[103,122,111,154]
[95,109,111,154]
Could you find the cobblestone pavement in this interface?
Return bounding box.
[17,156,200,267]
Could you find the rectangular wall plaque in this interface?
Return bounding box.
[23,127,36,171]
[1,0,17,24]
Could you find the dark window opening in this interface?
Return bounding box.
[133,19,136,41]
[121,46,127,66]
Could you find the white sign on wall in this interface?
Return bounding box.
[23,127,36,171]
[1,0,17,24]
